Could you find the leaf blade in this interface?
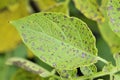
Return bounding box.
[11,12,98,70]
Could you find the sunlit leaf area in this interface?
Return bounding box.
[0,0,120,80]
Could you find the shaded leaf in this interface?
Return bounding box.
[0,55,8,80]
[107,0,120,37]
[0,0,29,52]
[0,55,18,80]
[73,0,104,21]
[6,57,55,77]
[11,12,98,70]
[11,69,43,80]
[96,37,115,71]
[12,43,28,58]
[80,64,97,76]
[27,49,34,58]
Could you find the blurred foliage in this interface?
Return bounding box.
[0,0,120,80]
[11,69,42,80]
[0,0,29,52]
[0,0,17,10]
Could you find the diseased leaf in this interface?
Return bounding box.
[11,12,98,70]
[11,69,42,80]
[73,0,104,21]
[107,0,120,37]
[6,57,55,77]
[0,0,29,52]
[80,65,97,76]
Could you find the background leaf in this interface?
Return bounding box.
[0,0,17,10]
[44,1,69,15]
[6,57,55,77]
[34,0,57,10]
[11,69,43,80]
[73,0,104,21]
[97,0,120,54]
[0,0,29,52]
[107,0,120,37]
[11,12,98,70]
[0,54,18,80]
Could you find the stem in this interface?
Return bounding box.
[110,73,113,80]
[74,67,119,80]
[53,74,61,79]
[97,56,109,64]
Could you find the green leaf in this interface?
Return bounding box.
[11,12,98,70]
[73,0,104,21]
[80,65,97,76]
[107,0,120,37]
[6,57,55,77]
